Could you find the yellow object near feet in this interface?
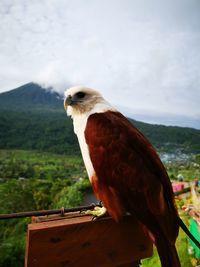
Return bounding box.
[85,206,107,218]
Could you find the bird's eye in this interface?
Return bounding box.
[76,92,86,98]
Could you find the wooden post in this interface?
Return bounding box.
[25,213,152,267]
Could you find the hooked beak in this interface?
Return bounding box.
[64,95,73,110]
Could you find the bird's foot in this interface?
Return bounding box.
[85,206,107,220]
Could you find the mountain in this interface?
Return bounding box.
[0,83,200,154]
[0,82,63,111]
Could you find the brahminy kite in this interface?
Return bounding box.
[64,86,199,267]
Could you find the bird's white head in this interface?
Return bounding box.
[64,86,114,118]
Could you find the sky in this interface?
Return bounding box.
[0,0,200,128]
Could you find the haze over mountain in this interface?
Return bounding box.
[0,82,200,154]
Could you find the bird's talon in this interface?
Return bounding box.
[79,203,96,214]
[84,206,107,219]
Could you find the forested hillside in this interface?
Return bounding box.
[0,111,79,155]
[0,82,200,154]
[1,110,200,154]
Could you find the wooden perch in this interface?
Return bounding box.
[25,212,153,267]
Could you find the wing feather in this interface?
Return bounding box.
[85,111,179,241]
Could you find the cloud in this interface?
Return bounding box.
[0,0,200,126]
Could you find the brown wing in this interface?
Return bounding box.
[85,111,179,242]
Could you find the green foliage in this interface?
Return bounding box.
[142,248,160,267]
[0,150,91,267]
[0,110,200,156]
[175,198,185,210]
[176,215,193,267]
[194,154,200,164]
[0,111,80,155]
[0,149,84,180]
[132,119,200,153]
[0,176,91,267]
[55,178,91,208]
[0,218,30,267]
[0,150,198,267]
[0,82,200,155]
[165,154,200,182]
[0,179,35,213]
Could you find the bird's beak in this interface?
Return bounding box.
[64,96,73,110]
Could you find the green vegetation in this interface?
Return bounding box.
[0,111,80,154]
[0,150,84,180]
[0,149,199,267]
[1,110,200,155]
[165,154,200,182]
[0,82,200,155]
[0,150,91,267]
[132,119,200,153]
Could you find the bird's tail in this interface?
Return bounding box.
[156,237,181,267]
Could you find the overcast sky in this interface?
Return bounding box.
[0,0,200,128]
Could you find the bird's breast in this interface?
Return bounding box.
[73,114,95,181]
[72,103,115,181]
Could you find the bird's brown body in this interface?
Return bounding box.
[85,111,181,267]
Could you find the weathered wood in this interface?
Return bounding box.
[25,213,152,267]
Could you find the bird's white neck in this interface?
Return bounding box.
[67,99,116,121]
[68,100,115,180]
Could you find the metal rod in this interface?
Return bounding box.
[0,187,191,220]
[0,203,100,220]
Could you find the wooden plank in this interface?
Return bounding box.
[25,213,153,267]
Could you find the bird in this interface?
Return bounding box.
[63,86,182,267]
